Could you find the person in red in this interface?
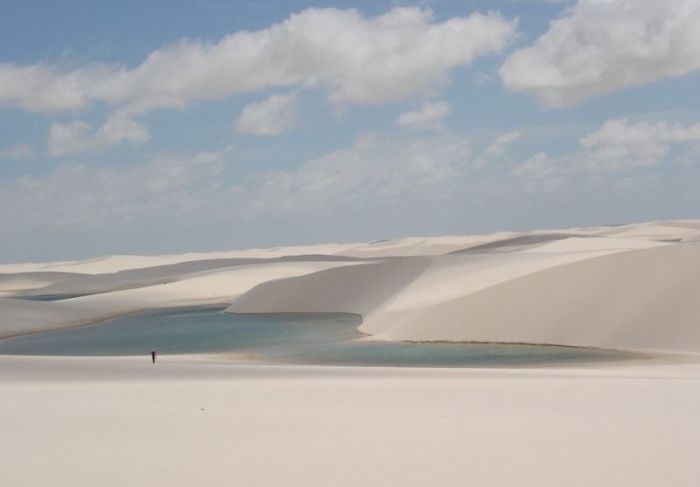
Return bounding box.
[151,350,157,364]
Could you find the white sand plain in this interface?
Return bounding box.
[2,220,700,486]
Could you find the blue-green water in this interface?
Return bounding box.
[18,294,88,301]
[0,307,632,367]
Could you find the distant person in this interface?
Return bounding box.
[151,350,157,364]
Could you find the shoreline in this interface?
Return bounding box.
[0,304,660,369]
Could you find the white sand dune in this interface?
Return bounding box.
[227,230,699,354]
[363,242,700,352]
[0,243,360,275]
[2,220,700,354]
[0,260,363,338]
[0,298,102,337]
[64,260,365,311]
[230,238,666,314]
[18,254,362,298]
[3,221,700,487]
[0,271,85,296]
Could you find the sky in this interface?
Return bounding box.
[1,0,700,262]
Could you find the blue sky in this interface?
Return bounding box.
[1,0,699,262]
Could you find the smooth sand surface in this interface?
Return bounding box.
[227,224,700,354]
[1,355,700,487]
[0,298,103,337]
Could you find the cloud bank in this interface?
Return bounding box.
[501,0,700,105]
[48,117,150,156]
[3,116,698,260]
[0,8,516,117]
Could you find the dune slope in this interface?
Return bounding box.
[227,232,700,354]
[363,242,700,353]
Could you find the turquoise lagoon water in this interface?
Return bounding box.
[0,306,630,367]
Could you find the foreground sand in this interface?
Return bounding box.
[2,355,699,487]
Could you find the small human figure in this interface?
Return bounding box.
[151,350,157,364]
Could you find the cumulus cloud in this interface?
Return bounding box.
[510,118,700,188]
[234,93,299,135]
[0,144,34,160]
[0,149,228,230]
[395,101,451,130]
[243,133,471,217]
[483,130,522,157]
[0,64,116,114]
[579,119,700,170]
[9,118,697,231]
[500,0,700,106]
[510,0,568,3]
[48,117,150,156]
[0,134,478,258]
[1,8,517,117]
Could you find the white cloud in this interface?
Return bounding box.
[0,134,474,246]
[509,0,568,3]
[0,63,116,114]
[510,118,700,184]
[1,8,516,117]
[9,119,700,228]
[11,118,697,232]
[0,144,34,160]
[48,117,150,156]
[243,133,471,217]
[0,149,228,229]
[3,118,700,260]
[483,130,522,157]
[500,0,700,106]
[395,101,451,130]
[579,119,700,171]
[234,93,299,135]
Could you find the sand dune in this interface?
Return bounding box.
[0,298,102,337]
[361,242,700,353]
[0,260,363,338]
[64,260,365,311]
[2,220,700,487]
[230,257,430,315]
[227,230,698,354]
[0,271,85,296]
[2,220,700,355]
[0,243,362,275]
[18,254,362,298]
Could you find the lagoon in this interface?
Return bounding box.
[0,306,632,367]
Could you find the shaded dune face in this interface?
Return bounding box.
[0,260,367,338]
[0,298,101,338]
[0,272,85,295]
[448,233,596,254]
[229,258,430,316]
[18,254,366,298]
[363,242,700,353]
[227,237,700,354]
